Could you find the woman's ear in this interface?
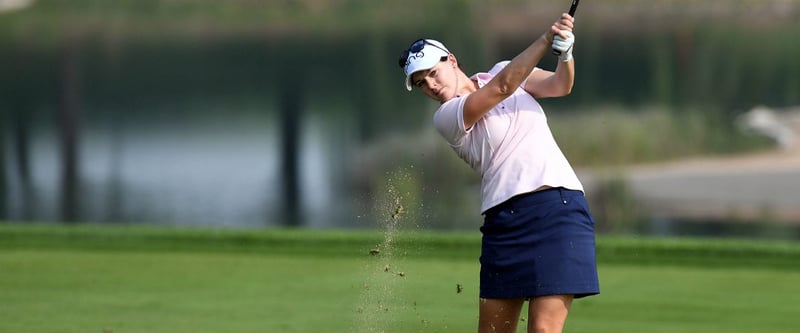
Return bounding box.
[448,54,459,69]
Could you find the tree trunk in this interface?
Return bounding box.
[57,39,82,223]
[278,76,303,227]
[0,113,6,220]
[12,109,35,221]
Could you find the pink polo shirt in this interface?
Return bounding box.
[433,61,584,214]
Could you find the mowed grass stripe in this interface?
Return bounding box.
[1,224,799,270]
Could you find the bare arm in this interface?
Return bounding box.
[462,14,574,128]
[524,59,574,98]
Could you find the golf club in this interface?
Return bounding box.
[553,0,580,56]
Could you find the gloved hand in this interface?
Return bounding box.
[552,30,575,62]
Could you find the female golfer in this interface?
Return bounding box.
[398,13,599,333]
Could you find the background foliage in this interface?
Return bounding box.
[1,0,798,229]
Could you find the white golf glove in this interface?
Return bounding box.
[552,31,575,62]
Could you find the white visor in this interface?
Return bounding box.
[401,39,450,91]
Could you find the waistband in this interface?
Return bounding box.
[484,187,583,217]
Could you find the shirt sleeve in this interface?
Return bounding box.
[433,96,470,146]
[432,61,540,146]
[432,62,503,145]
[488,61,510,75]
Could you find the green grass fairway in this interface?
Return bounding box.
[1,225,799,333]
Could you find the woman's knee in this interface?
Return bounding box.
[527,295,573,333]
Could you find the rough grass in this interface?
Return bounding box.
[1,224,799,333]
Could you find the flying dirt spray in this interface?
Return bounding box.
[353,168,426,333]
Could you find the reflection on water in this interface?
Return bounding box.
[1,35,426,228]
[4,106,356,228]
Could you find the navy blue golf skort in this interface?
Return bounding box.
[479,187,600,299]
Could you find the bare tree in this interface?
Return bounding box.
[12,109,35,220]
[57,37,82,223]
[278,75,303,227]
[0,114,6,220]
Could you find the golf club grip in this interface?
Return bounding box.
[553,0,580,56]
[568,0,580,17]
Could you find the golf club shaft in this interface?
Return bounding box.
[568,0,580,17]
